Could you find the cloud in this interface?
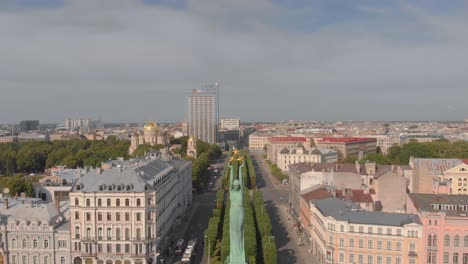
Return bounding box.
[0,0,467,123]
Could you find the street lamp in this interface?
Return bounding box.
[204,235,211,264]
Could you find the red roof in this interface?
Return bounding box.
[318,137,376,143]
[335,189,374,203]
[301,188,331,204]
[269,137,307,142]
[461,159,468,165]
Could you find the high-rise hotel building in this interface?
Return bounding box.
[188,85,219,144]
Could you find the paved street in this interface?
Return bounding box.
[167,155,228,264]
[252,153,317,264]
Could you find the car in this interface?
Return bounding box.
[175,248,184,256]
[176,239,185,249]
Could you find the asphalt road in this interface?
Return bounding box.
[252,153,318,264]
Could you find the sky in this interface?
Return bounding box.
[0,0,467,123]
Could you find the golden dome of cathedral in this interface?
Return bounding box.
[143,121,159,132]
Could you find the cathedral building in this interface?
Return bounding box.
[129,122,169,154]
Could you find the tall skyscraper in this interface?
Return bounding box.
[188,84,219,144]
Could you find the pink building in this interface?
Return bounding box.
[407,194,468,264]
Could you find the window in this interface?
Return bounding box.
[136,228,141,240]
[107,212,112,221]
[428,235,433,246]
[98,212,102,221]
[86,199,90,206]
[107,199,111,206]
[339,238,344,246]
[22,256,27,264]
[350,226,354,232]
[125,212,130,221]
[463,253,468,264]
[116,213,121,221]
[136,212,141,221]
[125,244,130,253]
[107,228,112,240]
[387,241,392,250]
[44,239,49,248]
[339,253,344,262]
[125,199,130,206]
[98,198,102,206]
[359,226,364,233]
[444,252,449,263]
[12,238,16,248]
[116,199,120,207]
[409,243,416,252]
[368,227,373,234]
[378,227,383,234]
[44,256,49,264]
[396,241,401,251]
[75,211,79,220]
[58,240,67,248]
[12,256,16,264]
[98,244,103,253]
[33,239,38,248]
[125,228,130,240]
[98,228,103,239]
[329,235,333,244]
[60,257,65,264]
[148,198,152,205]
[359,254,364,264]
[349,238,354,247]
[368,240,373,249]
[465,236,468,247]
[116,228,121,240]
[107,244,112,253]
[86,212,91,221]
[86,228,91,239]
[116,244,121,253]
[75,198,79,206]
[396,229,401,236]
[455,235,460,247]
[359,239,363,248]
[33,256,37,264]
[433,235,438,246]
[368,255,373,264]
[386,256,392,264]
[444,235,450,246]
[349,253,355,263]
[377,240,382,249]
[454,253,459,264]
[22,239,27,248]
[395,256,401,264]
[387,228,392,235]
[377,256,383,264]
[428,252,437,263]
[137,199,141,206]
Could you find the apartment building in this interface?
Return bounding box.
[266,137,309,164]
[69,151,192,264]
[406,194,468,264]
[277,145,337,171]
[315,137,377,159]
[309,198,422,264]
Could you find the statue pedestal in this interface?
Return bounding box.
[226,256,247,264]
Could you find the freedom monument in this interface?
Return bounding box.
[226,150,247,264]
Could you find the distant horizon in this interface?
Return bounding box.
[1,1,467,122]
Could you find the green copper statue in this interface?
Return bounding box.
[226,154,246,264]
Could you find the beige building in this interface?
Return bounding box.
[266,137,309,164]
[69,151,192,264]
[315,137,377,159]
[309,198,422,264]
[277,145,337,171]
[370,135,400,154]
[408,158,463,194]
[220,118,240,130]
[0,198,71,264]
[248,134,270,152]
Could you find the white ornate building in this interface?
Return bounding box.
[0,198,71,264]
[69,151,192,264]
[186,137,197,158]
[277,144,338,171]
[129,122,169,155]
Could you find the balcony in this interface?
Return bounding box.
[82,237,95,242]
[408,251,418,257]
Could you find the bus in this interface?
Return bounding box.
[181,239,197,264]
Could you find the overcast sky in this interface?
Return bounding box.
[1,0,467,123]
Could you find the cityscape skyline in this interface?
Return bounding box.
[1,0,468,123]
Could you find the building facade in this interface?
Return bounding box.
[220,118,240,130]
[248,134,270,152]
[69,151,192,264]
[406,194,468,264]
[277,145,337,171]
[188,86,219,144]
[309,198,422,264]
[0,198,71,264]
[266,137,309,164]
[316,137,377,159]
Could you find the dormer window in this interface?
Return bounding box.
[108,185,113,191]
[460,168,466,172]
[117,185,122,191]
[99,185,105,191]
[76,184,82,190]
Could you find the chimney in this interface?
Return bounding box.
[4,198,8,209]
